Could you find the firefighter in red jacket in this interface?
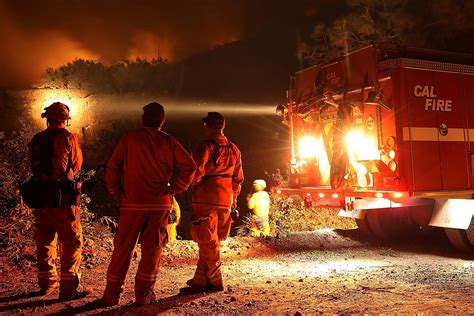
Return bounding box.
[183,112,244,293]
[103,102,196,306]
[29,102,88,299]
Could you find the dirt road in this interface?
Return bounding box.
[0,229,473,314]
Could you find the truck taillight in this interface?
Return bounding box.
[389,191,407,203]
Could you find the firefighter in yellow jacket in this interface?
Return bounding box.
[182,112,244,293]
[247,179,271,237]
[29,102,88,299]
[166,197,181,241]
[103,102,196,306]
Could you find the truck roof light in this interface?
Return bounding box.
[318,193,325,198]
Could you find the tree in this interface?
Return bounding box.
[302,0,474,65]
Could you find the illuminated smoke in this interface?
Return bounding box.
[0,0,244,87]
[128,32,176,61]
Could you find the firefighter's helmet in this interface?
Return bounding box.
[202,112,225,129]
[41,102,71,121]
[253,179,266,190]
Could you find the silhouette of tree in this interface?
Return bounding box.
[302,0,474,65]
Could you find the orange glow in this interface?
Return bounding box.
[306,193,311,197]
[375,192,384,198]
[331,193,339,199]
[318,193,325,198]
[345,131,380,161]
[389,191,407,203]
[31,89,90,135]
[276,190,282,194]
[392,192,403,198]
[297,136,330,185]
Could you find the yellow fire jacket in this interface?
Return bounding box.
[247,190,270,219]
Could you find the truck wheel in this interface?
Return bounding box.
[444,218,474,252]
[355,217,373,236]
[409,205,434,228]
[366,207,418,240]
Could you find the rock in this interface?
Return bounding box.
[298,278,304,282]
[230,296,237,302]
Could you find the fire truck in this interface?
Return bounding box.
[275,44,474,252]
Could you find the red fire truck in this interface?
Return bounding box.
[275,44,474,252]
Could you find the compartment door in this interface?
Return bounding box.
[404,69,442,191]
[434,72,469,190]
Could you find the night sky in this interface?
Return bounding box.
[0,0,342,88]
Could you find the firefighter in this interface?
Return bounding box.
[182,112,244,294]
[102,102,196,306]
[247,179,271,237]
[29,102,88,299]
[166,197,181,241]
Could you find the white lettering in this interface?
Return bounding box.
[425,99,433,111]
[445,100,452,111]
[415,84,451,112]
[422,86,430,97]
[414,85,423,97]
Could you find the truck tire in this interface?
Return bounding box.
[444,218,474,252]
[366,207,418,240]
[409,205,434,228]
[355,217,373,236]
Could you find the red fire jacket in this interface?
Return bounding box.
[191,134,244,208]
[106,127,196,211]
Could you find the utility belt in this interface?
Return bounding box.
[20,177,82,208]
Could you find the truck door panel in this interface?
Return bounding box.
[405,69,442,191]
[434,72,469,189]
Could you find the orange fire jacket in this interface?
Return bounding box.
[29,127,83,181]
[191,134,244,208]
[106,127,196,211]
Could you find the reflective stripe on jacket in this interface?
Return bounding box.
[192,134,244,208]
[29,127,82,181]
[106,127,196,211]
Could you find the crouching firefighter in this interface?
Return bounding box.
[102,102,196,306]
[27,102,88,299]
[182,112,244,294]
[247,179,271,237]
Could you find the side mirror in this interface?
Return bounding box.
[364,91,391,111]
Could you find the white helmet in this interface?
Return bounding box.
[252,179,266,189]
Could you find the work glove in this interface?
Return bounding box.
[230,206,240,222]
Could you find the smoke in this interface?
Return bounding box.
[0,0,244,88]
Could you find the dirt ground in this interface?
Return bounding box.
[0,228,473,314]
